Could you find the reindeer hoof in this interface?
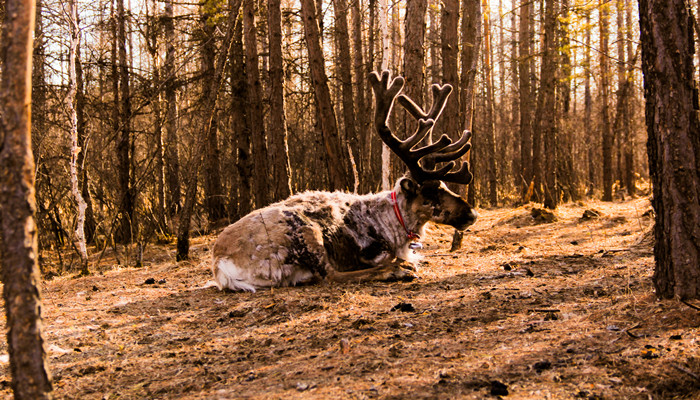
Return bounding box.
[381,267,417,282]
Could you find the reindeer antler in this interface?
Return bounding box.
[369,70,473,185]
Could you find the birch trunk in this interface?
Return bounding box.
[67,0,89,274]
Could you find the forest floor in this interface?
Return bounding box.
[1,197,700,399]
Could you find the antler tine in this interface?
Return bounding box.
[425,83,453,121]
[369,70,405,148]
[396,83,453,122]
[427,130,472,163]
[441,162,473,185]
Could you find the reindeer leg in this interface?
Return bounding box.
[326,262,417,284]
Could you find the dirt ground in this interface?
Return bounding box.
[1,197,699,399]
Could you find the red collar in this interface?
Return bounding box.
[390,191,421,241]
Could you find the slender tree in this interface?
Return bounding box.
[0,0,53,395]
[600,0,614,201]
[482,0,498,206]
[623,0,635,196]
[584,10,595,195]
[332,0,359,192]
[351,0,369,191]
[640,0,700,299]
[177,0,242,260]
[115,0,135,243]
[163,0,181,217]
[402,0,427,147]
[268,0,292,200]
[201,0,227,221]
[451,0,482,250]
[67,0,89,274]
[300,0,354,191]
[244,0,272,206]
[540,0,558,209]
[230,18,254,218]
[518,0,533,200]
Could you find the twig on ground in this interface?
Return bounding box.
[671,363,700,382]
[681,300,700,312]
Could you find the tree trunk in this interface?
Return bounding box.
[518,0,533,201]
[67,0,89,274]
[378,0,391,190]
[332,0,359,192]
[640,0,700,299]
[402,0,427,146]
[300,0,354,191]
[440,0,460,141]
[451,0,482,252]
[600,0,613,201]
[177,0,242,260]
[0,0,54,395]
[147,0,166,233]
[351,0,368,191]
[75,34,96,243]
[614,0,625,192]
[510,1,519,188]
[541,0,558,209]
[243,0,272,206]
[623,0,635,196]
[201,1,226,222]
[163,0,181,217]
[230,20,254,219]
[585,11,595,196]
[115,0,135,243]
[267,0,292,201]
[482,0,498,206]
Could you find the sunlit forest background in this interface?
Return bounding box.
[0,0,658,266]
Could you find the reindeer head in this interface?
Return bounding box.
[370,70,477,230]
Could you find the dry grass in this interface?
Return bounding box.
[1,197,699,399]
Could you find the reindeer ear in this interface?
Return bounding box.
[399,177,419,197]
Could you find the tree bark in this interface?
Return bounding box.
[115,0,135,243]
[379,0,391,190]
[163,0,181,217]
[585,11,595,196]
[243,0,272,206]
[267,0,292,201]
[600,0,614,201]
[402,0,427,147]
[146,0,166,232]
[351,0,369,191]
[518,0,533,201]
[300,0,354,191]
[451,0,481,251]
[177,0,242,260]
[201,0,226,222]
[230,20,253,219]
[541,0,558,209]
[75,31,96,243]
[440,0,460,142]
[0,0,53,396]
[623,0,635,196]
[640,0,700,299]
[67,0,89,274]
[332,0,359,192]
[482,0,498,206]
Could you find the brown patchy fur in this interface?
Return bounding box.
[210,177,476,292]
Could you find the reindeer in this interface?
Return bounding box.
[210,71,477,292]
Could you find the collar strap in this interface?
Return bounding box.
[390,191,421,241]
